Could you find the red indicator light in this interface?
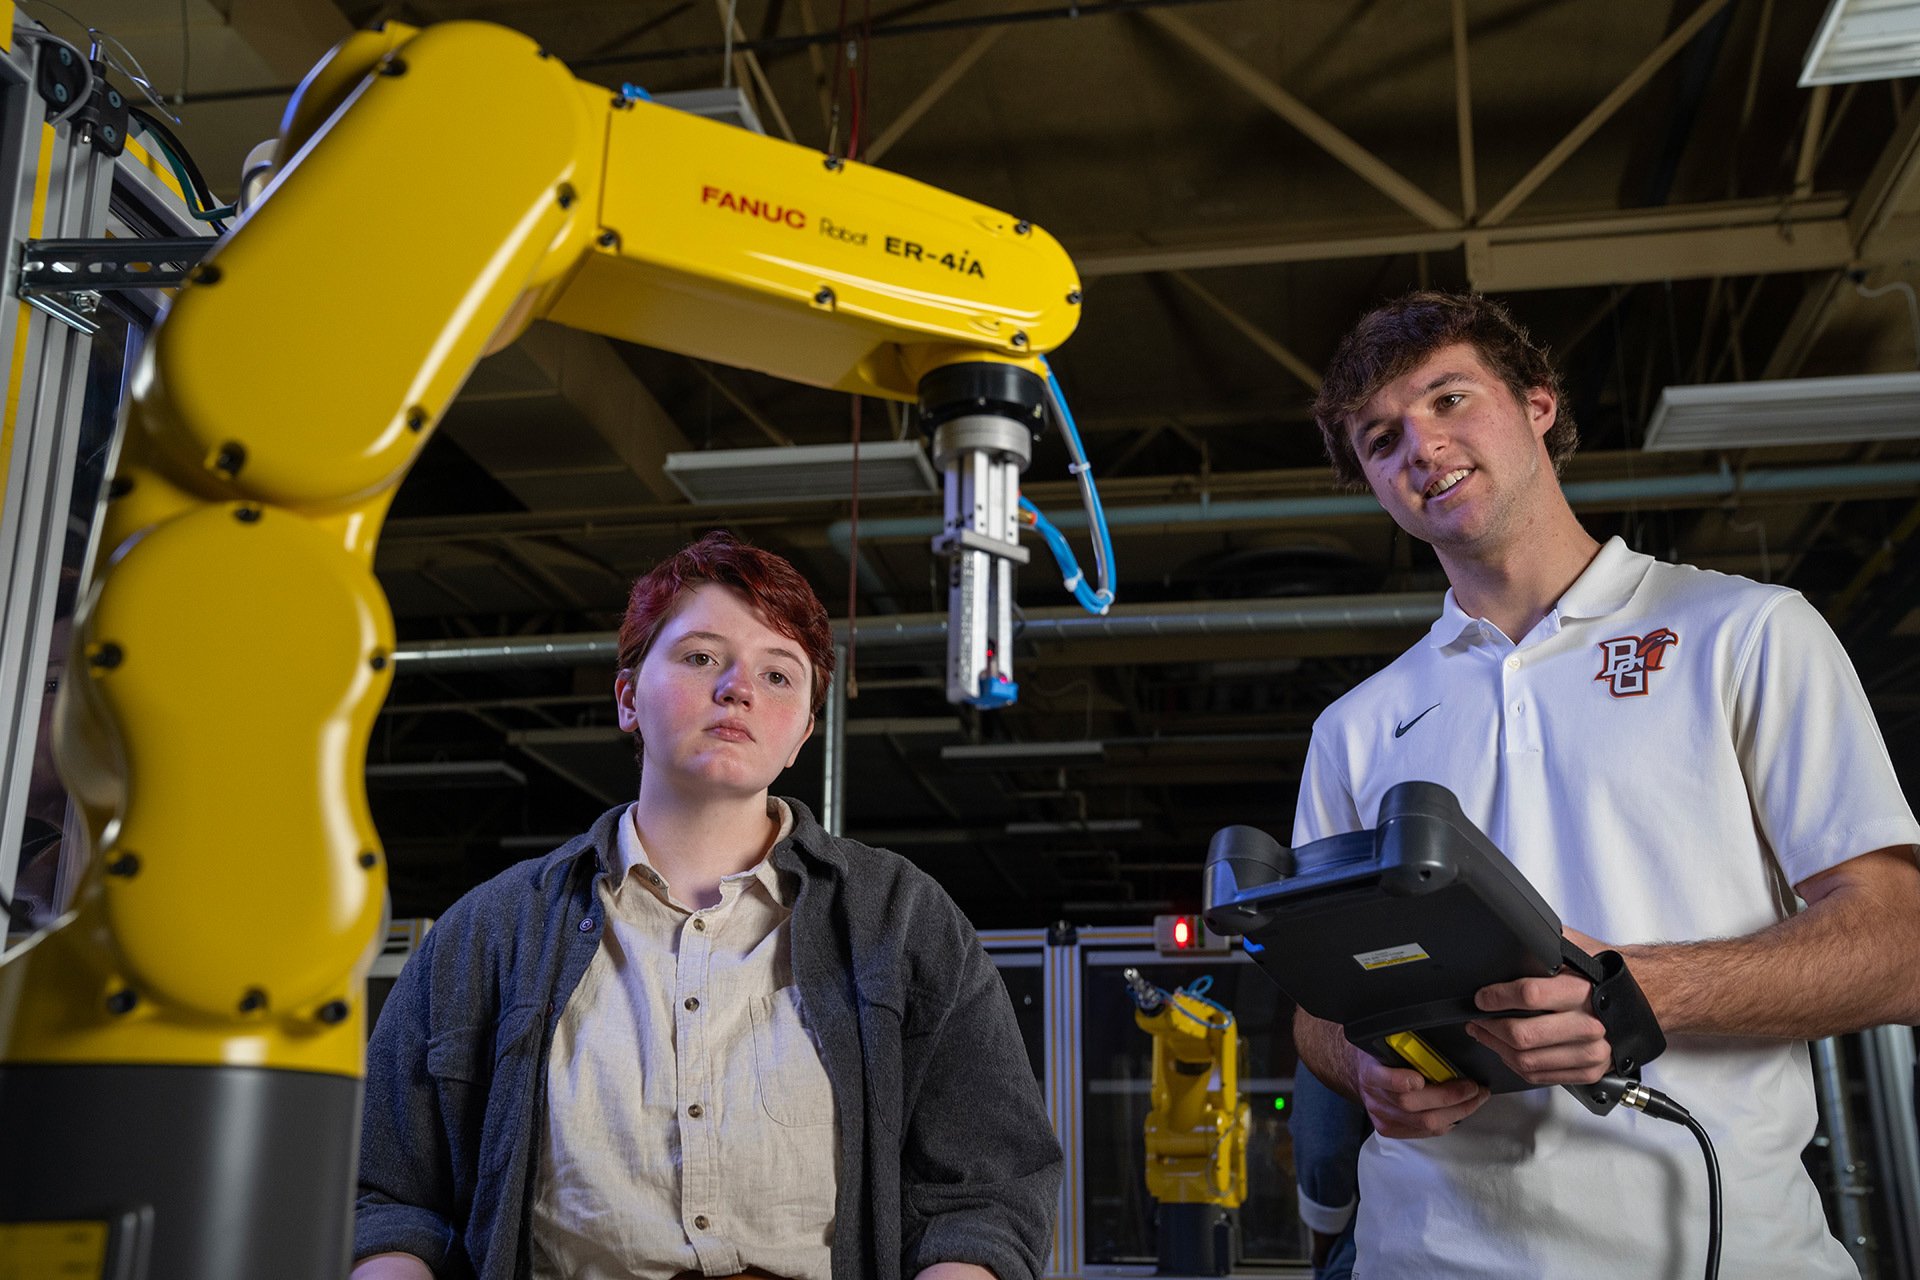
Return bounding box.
[1173,918,1191,948]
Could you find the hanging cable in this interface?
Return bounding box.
[1017,358,1114,615]
[1852,276,1920,369]
[12,24,95,126]
[85,24,178,123]
[1178,973,1236,1028]
[127,104,232,228]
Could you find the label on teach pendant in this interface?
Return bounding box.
[1354,942,1430,971]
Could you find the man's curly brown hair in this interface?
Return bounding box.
[1313,291,1578,487]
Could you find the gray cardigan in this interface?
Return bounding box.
[354,799,1061,1280]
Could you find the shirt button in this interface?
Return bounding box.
[1505,656,1521,670]
[578,918,595,933]
[693,1215,711,1231]
[692,918,707,932]
[684,996,700,1011]
[687,1103,704,1119]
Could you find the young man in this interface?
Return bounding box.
[1293,291,1920,1278]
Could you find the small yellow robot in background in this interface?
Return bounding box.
[1126,967,1251,1275]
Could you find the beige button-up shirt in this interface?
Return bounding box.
[529,800,839,1280]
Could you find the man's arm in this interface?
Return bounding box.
[1466,846,1920,1084]
[1631,846,1920,1036]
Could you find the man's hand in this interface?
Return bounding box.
[1350,1043,1489,1139]
[1464,926,1612,1086]
[1295,1007,1487,1139]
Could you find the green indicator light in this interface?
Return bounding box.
[1273,1096,1287,1111]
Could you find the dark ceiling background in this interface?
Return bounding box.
[64,0,1920,926]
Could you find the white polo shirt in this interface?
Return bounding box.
[1295,536,1919,1280]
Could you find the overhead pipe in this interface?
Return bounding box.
[392,634,621,672]
[827,459,1920,548]
[393,593,1446,673]
[395,460,1920,675]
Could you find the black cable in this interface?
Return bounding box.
[1678,1111,1723,1280]
[1626,1085,1722,1280]
[127,103,216,206]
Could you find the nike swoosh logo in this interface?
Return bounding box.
[1394,703,1441,738]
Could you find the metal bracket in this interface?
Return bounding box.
[20,236,212,291]
[931,526,1032,565]
[16,237,213,332]
[21,289,100,336]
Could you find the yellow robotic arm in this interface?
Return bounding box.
[0,20,1079,1278]
[1125,967,1251,1275]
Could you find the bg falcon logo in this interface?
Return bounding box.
[1594,629,1679,698]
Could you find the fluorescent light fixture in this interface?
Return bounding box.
[652,87,765,134]
[1801,0,1920,85]
[1643,371,1920,451]
[940,740,1107,766]
[665,441,940,504]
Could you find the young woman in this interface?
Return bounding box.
[353,532,1059,1280]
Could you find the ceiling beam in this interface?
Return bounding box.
[1451,0,1477,224]
[1794,83,1832,197]
[685,360,794,447]
[1464,216,1851,292]
[1168,271,1323,390]
[1847,96,1920,258]
[796,0,837,135]
[1079,228,1460,276]
[1765,90,1920,377]
[1142,9,1460,231]
[1075,195,1851,287]
[216,0,353,81]
[1478,0,1735,228]
[446,324,696,506]
[714,0,797,143]
[865,26,1004,164]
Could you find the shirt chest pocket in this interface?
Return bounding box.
[749,986,837,1128]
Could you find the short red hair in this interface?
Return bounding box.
[618,531,835,713]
